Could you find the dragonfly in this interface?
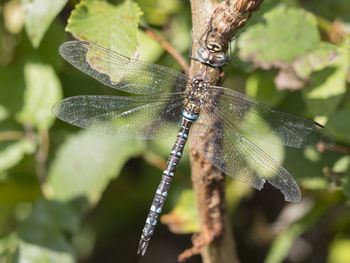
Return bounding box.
[190,25,231,67]
[189,17,232,67]
[53,40,334,256]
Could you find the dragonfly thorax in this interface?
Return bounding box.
[186,78,210,107]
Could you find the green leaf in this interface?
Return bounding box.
[20,198,81,235]
[0,139,36,174]
[161,189,199,234]
[17,62,62,130]
[324,110,350,145]
[245,70,287,107]
[302,40,349,117]
[293,43,339,79]
[22,0,68,48]
[0,105,10,122]
[138,0,180,26]
[0,66,25,115]
[136,30,164,62]
[66,0,142,57]
[284,146,340,191]
[17,198,77,263]
[47,130,145,204]
[331,156,350,198]
[300,0,350,22]
[343,169,350,199]
[0,234,19,262]
[238,8,319,65]
[328,238,350,263]
[168,13,192,54]
[225,180,253,210]
[0,199,78,263]
[17,240,75,263]
[0,180,40,232]
[333,156,350,173]
[265,195,339,263]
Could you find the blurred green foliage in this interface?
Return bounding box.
[0,0,349,262]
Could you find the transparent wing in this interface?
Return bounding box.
[209,86,334,148]
[59,41,189,94]
[190,104,301,202]
[52,94,185,139]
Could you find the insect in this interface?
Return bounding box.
[53,40,334,256]
[190,26,231,67]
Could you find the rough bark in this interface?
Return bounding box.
[184,1,264,262]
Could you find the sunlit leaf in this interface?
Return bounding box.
[284,146,339,190]
[17,62,62,130]
[47,130,145,204]
[161,189,199,234]
[22,0,68,48]
[225,180,253,210]
[17,240,75,263]
[331,156,350,198]
[238,8,319,65]
[293,43,339,79]
[0,105,9,122]
[0,139,36,174]
[302,40,348,117]
[138,0,181,26]
[326,109,350,144]
[168,13,191,53]
[333,156,350,173]
[0,233,18,262]
[245,71,287,107]
[328,238,350,263]
[136,30,164,62]
[66,0,142,57]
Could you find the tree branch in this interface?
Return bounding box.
[0,131,25,142]
[185,1,264,262]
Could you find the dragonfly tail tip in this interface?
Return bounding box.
[137,239,149,256]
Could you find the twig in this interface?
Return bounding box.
[142,27,190,74]
[0,131,25,142]
[317,142,350,156]
[23,123,46,187]
[35,128,50,185]
[185,0,265,262]
[208,0,264,52]
[329,144,350,155]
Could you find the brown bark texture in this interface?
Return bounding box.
[182,1,264,262]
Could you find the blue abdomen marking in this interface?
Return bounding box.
[183,110,199,121]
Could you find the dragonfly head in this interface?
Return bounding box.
[196,42,227,67]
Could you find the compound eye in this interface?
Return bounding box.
[215,53,226,61]
[209,53,227,66]
[213,45,222,52]
[197,47,209,60]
